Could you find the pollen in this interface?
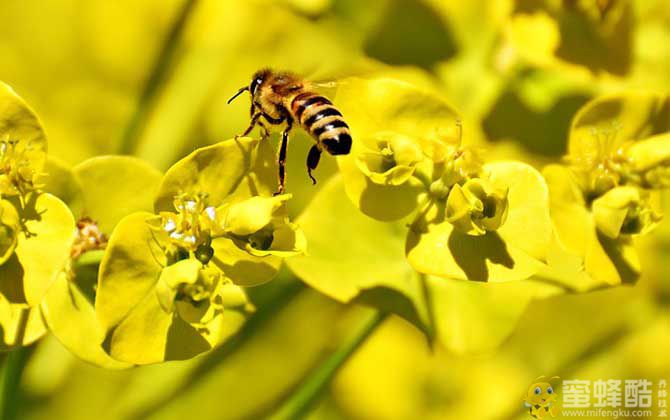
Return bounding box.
[0,138,41,196]
[158,193,221,255]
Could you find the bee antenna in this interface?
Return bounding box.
[227,86,248,104]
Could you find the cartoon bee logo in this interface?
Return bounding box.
[524,376,560,419]
[228,69,352,195]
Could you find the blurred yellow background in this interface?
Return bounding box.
[1,0,668,419]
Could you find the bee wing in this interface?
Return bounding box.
[310,80,339,89]
[306,79,355,99]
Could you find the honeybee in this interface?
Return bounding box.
[228,69,352,194]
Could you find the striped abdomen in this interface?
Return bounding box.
[290,92,352,155]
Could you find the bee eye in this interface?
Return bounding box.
[250,77,263,94]
[535,387,542,395]
[547,387,553,394]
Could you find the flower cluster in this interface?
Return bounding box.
[143,191,304,329]
[332,79,551,284]
[89,137,306,364]
[0,82,75,350]
[0,79,307,364]
[1,74,667,370]
[543,94,667,286]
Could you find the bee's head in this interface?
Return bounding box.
[250,69,271,96]
[227,69,272,104]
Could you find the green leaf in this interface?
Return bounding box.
[505,12,560,68]
[425,276,561,354]
[209,237,282,287]
[334,77,459,221]
[41,272,131,369]
[406,162,552,282]
[154,137,276,212]
[95,212,166,332]
[0,193,75,306]
[0,81,47,196]
[542,164,591,256]
[287,175,560,352]
[73,155,162,234]
[285,175,433,337]
[42,156,85,218]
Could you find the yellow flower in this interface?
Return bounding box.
[592,186,662,238]
[355,132,424,186]
[446,178,509,236]
[224,194,306,257]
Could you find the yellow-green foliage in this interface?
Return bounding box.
[0,1,668,419]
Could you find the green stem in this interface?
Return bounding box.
[269,311,388,420]
[117,0,199,155]
[72,249,106,270]
[0,311,30,420]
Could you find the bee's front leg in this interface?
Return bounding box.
[258,121,271,139]
[238,112,262,138]
[275,118,293,195]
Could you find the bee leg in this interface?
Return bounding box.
[262,113,285,124]
[306,145,321,185]
[237,112,262,138]
[258,121,271,139]
[275,119,293,195]
[259,114,284,140]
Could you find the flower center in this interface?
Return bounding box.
[161,193,219,259]
[248,227,274,250]
[0,139,39,196]
[379,144,397,171]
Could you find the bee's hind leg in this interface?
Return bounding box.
[306,145,321,185]
[275,119,293,195]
